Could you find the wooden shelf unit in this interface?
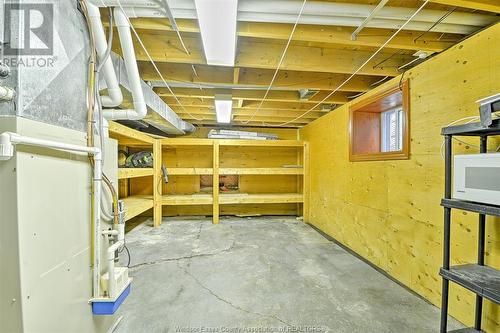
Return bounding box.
[158,138,309,224]
[108,127,309,227]
[109,121,161,226]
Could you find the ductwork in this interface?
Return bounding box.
[88,0,498,35]
[86,2,123,107]
[103,7,147,121]
[85,2,194,135]
[106,53,195,135]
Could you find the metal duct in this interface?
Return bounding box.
[102,53,195,135]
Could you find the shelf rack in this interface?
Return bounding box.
[159,138,309,225]
[439,121,500,333]
[107,126,309,227]
[108,122,159,226]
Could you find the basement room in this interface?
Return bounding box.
[0,0,499,332]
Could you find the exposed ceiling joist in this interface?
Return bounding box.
[173,108,326,118]
[155,87,350,104]
[185,116,311,127]
[162,97,336,111]
[181,111,319,123]
[426,0,500,13]
[124,33,410,76]
[129,19,459,52]
[139,63,380,92]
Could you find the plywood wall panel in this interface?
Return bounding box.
[300,23,500,330]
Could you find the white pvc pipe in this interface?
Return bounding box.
[86,1,123,108]
[0,132,103,299]
[107,239,124,298]
[103,7,147,121]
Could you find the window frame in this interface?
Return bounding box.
[380,107,403,153]
[348,80,410,162]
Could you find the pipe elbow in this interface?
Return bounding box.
[0,132,14,161]
[132,99,147,118]
[101,87,124,108]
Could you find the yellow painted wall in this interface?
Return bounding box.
[300,23,500,330]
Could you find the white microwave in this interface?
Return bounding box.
[454,153,500,206]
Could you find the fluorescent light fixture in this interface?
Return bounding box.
[215,94,233,123]
[195,0,238,66]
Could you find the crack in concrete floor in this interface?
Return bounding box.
[177,260,291,326]
[128,240,236,270]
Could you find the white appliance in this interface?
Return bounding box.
[454,153,500,206]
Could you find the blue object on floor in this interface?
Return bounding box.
[92,284,131,315]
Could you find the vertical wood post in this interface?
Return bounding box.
[303,142,310,223]
[213,141,220,224]
[153,139,163,227]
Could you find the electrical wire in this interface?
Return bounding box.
[413,7,457,43]
[239,0,308,125]
[118,243,131,268]
[439,113,500,159]
[97,10,114,73]
[114,0,203,121]
[80,0,119,226]
[269,0,432,128]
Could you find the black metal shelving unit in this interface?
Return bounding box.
[440,120,500,333]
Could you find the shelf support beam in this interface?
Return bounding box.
[440,135,452,333]
[153,139,163,227]
[213,142,220,224]
[303,142,310,223]
[474,135,487,330]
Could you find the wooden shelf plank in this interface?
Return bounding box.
[160,138,304,147]
[219,193,303,204]
[118,168,154,179]
[162,194,213,205]
[108,121,154,145]
[219,167,303,175]
[162,138,214,146]
[218,139,304,147]
[121,195,153,221]
[168,168,213,175]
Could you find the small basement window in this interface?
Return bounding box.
[349,80,410,162]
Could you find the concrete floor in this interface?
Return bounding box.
[116,216,463,333]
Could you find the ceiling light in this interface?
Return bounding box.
[215,94,233,123]
[194,0,238,66]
